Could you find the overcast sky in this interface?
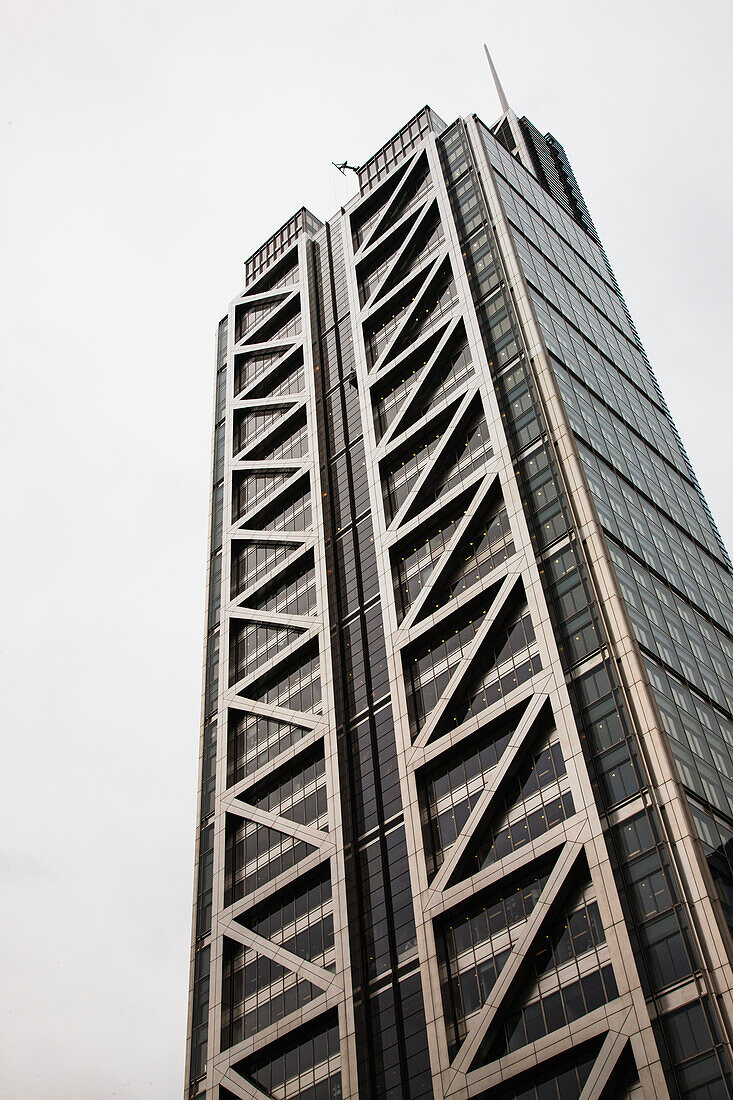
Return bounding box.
[1,1,731,1096]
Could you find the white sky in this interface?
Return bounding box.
[1,1,731,1096]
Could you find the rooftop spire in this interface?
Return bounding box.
[484,43,510,114]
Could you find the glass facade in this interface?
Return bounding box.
[187,102,733,1100]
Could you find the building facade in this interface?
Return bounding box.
[186,100,733,1100]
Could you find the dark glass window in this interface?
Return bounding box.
[611,810,696,994]
[654,998,733,1100]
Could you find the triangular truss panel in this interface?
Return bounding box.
[235,295,290,343]
[247,408,308,462]
[464,1037,603,1100]
[434,847,560,1055]
[352,157,413,250]
[230,539,304,601]
[237,293,302,348]
[402,583,505,740]
[240,549,318,617]
[390,483,480,623]
[357,207,423,308]
[366,151,433,249]
[234,348,291,399]
[232,1011,342,1100]
[403,396,494,525]
[371,325,452,442]
[426,581,543,745]
[445,714,572,889]
[233,863,334,965]
[388,321,475,443]
[416,484,516,621]
[465,860,617,1074]
[224,812,320,909]
[363,264,439,372]
[234,345,305,402]
[227,708,317,788]
[237,475,312,533]
[233,406,293,458]
[376,201,445,304]
[245,246,299,296]
[229,619,307,686]
[381,403,460,526]
[238,639,322,716]
[368,256,458,375]
[232,470,298,524]
[220,935,325,1050]
[234,741,328,828]
[249,349,306,398]
[418,699,535,880]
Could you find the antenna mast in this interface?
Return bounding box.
[484,43,510,114]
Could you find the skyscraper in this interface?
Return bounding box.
[186,79,733,1100]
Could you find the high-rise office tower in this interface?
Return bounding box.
[186,72,733,1100]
